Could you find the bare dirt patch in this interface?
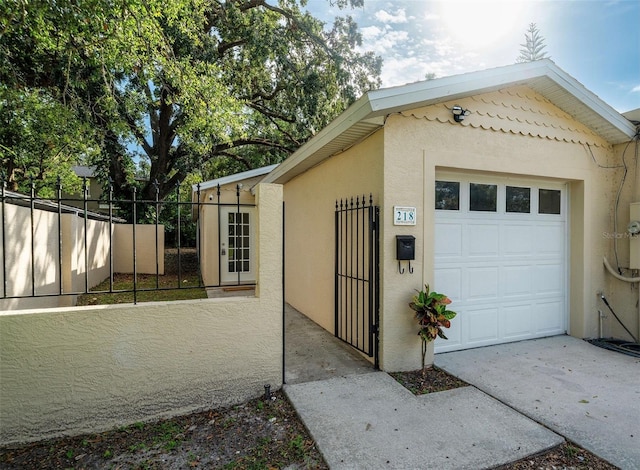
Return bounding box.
[0,391,327,470]
[1,369,617,470]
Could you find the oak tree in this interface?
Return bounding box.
[1,0,381,203]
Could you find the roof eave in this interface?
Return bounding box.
[536,63,637,143]
[194,164,279,193]
[367,60,635,142]
[261,95,379,185]
[262,60,636,186]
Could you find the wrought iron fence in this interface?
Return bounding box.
[0,178,256,307]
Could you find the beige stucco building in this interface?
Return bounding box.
[192,164,278,287]
[201,60,640,372]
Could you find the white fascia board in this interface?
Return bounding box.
[261,95,376,184]
[194,164,279,193]
[365,59,635,141]
[262,60,635,186]
[541,64,636,139]
[366,60,554,113]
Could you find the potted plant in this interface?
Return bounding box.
[409,284,457,372]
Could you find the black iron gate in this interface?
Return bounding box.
[335,195,380,369]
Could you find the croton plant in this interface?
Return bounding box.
[409,284,457,371]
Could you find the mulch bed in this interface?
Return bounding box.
[390,365,469,394]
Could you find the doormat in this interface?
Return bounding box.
[586,338,640,358]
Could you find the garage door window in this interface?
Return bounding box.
[435,181,460,210]
[470,183,497,212]
[539,189,561,214]
[506,186,531,213]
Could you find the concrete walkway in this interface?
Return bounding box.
[284,305,374,384]
[286,372,562,469]
[284,308,639,469]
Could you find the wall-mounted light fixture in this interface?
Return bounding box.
[451,105,471,122]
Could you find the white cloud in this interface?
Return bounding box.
[377,30,409,52]
[358,25,410,55]
[423,12,439,21]
[374,8,408,24]
[379,56,423,86]
[360,25,384,42]
[305,0,640,110]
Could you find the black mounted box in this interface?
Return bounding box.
[396,235,415,260]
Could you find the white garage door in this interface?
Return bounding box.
[434,174,567,353]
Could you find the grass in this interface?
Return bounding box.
[121,420,184,455]
[76,248,208,306]
[76,272,207,305]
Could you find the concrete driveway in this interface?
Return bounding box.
[436,335,640,469]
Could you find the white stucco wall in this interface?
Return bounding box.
[0,206,112,310]
[0,203,61,299]
[68,214,113,292]
[0,183,283,445]
[113,224,165,275]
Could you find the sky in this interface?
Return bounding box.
[304,0,640,113]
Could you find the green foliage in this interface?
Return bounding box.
[516,23,549,63]
[0,86,94,196]
[1,0,382,202]
[288,434,306,460]
[409,284,457,370]
[410,284,457,343]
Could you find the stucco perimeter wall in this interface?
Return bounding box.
[380,86,628,371]
[0,183,283,445]
[0,207,112,311]
[283,131,384,333]
[113,224,165,275]
[0,204,61,301]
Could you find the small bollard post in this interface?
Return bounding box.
[264,384,271,401]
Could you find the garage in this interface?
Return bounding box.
[263,60,636,371]
[434,173,568,353]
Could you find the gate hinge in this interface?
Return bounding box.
[372,324,379,334]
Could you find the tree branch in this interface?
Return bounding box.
[248,102,297,124]
[217,39,246,56]
[210,138,295,156]
[218,151,252,171]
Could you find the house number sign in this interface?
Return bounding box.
[394,206,416,225]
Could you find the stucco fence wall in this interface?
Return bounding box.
[0,183,283,445]
[0,200,165,311]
